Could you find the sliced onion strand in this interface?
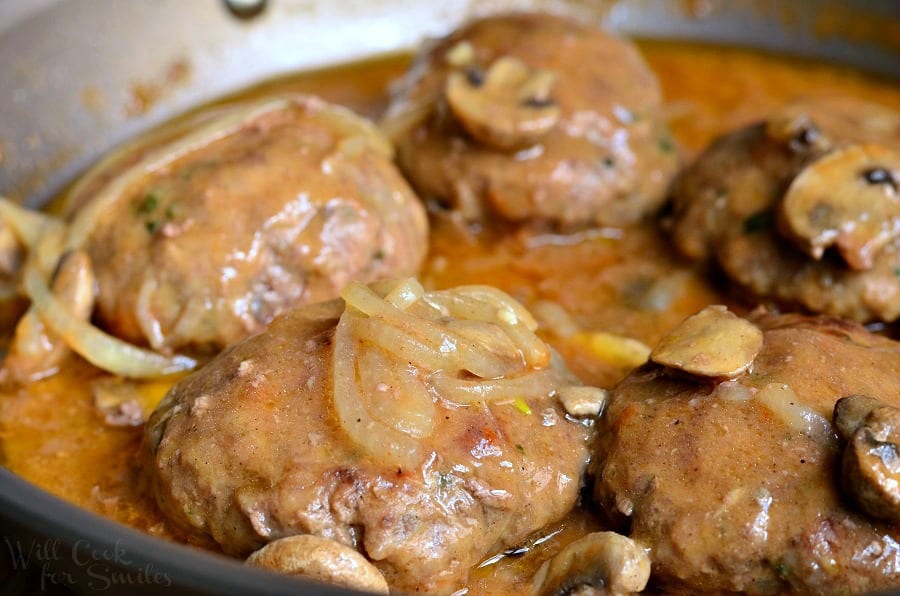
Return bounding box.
[332,313,421,468]
[23,262,196,378]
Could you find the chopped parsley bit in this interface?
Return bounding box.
[145,220,160,234]
[373,249,386,261]
[894,267,900,279]
[513,399,532,415]
[164,202,180,220]
[773,561,789,578]
[136,191,160,215]
[743,211,773,235]
[602,156,615,168]
[658,137,675,154]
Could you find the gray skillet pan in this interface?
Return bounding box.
[0,0,897,593]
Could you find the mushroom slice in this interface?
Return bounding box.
[780,143,900,270]
[445,40,475,67]
[764,110,830,154]
[446,56,561,150]
[834,395,900,522]
[650,305,763,379]
[833,394,882,441]
[246,535,389,594]
[558,386,609,418]
[4,251,96,382]
[531,531,650,596]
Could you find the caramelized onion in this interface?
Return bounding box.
[429,289,548,367]
[384,277,426,310]
[342,282,521,379]
[378,89,440,145]
[332,311,422,468]
[356,329,436,438]
[332,279,574,467]
[755,383,835,445]
[0,198,62,250]
[317,99,394,160]
[22,262,196,378]
[429,368,569,405]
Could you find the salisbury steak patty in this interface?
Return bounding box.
[145,280,594,592]
[668,97,900,323]
[385,12,678,227]
[593,309,900,594]
[69,95,427,353]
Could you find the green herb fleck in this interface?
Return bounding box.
[513,399,532,415]
[164,202,180,220]
[658,137,675,154]
[515,444,525,454]
[136,191,160,215]
[145,220,160,234]
[743,211,773,235]
[602,156,615,168]
[373,249,386,261]
[894,267,900,279]
[773,561,789,578]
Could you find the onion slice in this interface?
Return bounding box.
[343,282,520,379]
[429,367,569,405]
[0,197,63,250]
[23,262,196,378]
[332,312,421,468]
[332,279,582,464]
[356,326,435,439]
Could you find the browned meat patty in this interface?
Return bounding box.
[144,280,595,592]
[593,309,900,594]
[385,12,678,227]
[669,97,900,323]
[66,95,428,353]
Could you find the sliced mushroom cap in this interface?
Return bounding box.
[558,385,609,418]
[834,395,900,522]
[446,56,561,151]
[764,110,831,154]
[531,531,650,596]
[650,305,763,379]
[780,142,900,271]
[444,40,475,68]
[833,394,883,441]
[246,535,389,594]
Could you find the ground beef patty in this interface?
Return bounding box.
[144,280,595,593]
[593,308,900,594]
[69,95,428,353]
[385,12,678,227]
[668,97,900,323]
